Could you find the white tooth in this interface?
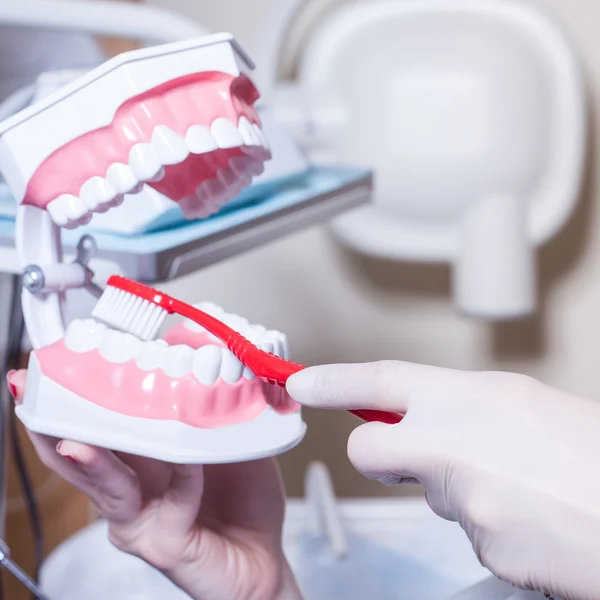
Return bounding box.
[64,318,106,353]
[184,302,225,332]
[259,339,275,355]
[197,301,225,315]
[199,178,226,201]
[242,367,255,380]
[211,118,243,149]
[192,345,222,385]
[252,124,270,150]
[238,116,259,146]
[151,125,189,165]
[248,160,265,177]
[129,143,164,181]
[245,326,267,348]
[230,156,253,177]
[185,125,218,154]
[47,199,67,226]
[106,163,140,194]
[156,339,168,346]
[260,330,289,359]
[79,176,117,211]
[136,340,168,371]
[220,348,244,383]
[178,195,204,220]
[217,167,237,188]
[99,329,141,363]
[162,344,194,378]
[47,194,87,227]
[223,314,250,333]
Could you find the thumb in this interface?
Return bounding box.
[287,360,454,414]
[347,420,433,486]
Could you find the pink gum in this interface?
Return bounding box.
[162,322,301,415]
[25,72,261,206]
[35,341,270,429]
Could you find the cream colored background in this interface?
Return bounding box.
[148,0,597,497]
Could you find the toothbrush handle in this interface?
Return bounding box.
[228,333,403,425]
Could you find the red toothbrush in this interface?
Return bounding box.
[91,275,402,425]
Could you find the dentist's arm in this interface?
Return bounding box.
[287,361,600,600]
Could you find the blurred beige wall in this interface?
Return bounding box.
[148,0,599,497]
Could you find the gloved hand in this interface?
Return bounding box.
[7,370,303,600]
[287,361,600,600]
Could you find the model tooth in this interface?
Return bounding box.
[185,125,218,154]
[183,302,224,332]
[47,199,67,226]
[259,338,275,355]
[129,143,164,182]
[47,194,85,227]
[64,318,106,353]
[106,163,140,194]
[192,345,222,385]
[178,195,203,220]
[230,156,253,178]
[252,124,270,150]
[136,340,168,371]
[162,344,194,378]
[79,176,117,211]
[223,314,250,334]
[248,159,265,177]
[238,116,259,146]
[216,167,237,188]
[99,329,140,363]
[151,125,190,165]
[211,118,243,149]
[242,366,256,380]
[199,178,226,202]
[220,348,244,383]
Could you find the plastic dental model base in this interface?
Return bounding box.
[1,33,307,464]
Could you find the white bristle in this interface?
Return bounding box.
[92,283,168,341]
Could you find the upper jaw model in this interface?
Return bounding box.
[0,32,271,228]
[2,33,306,464]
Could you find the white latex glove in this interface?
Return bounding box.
[287,361,600,600]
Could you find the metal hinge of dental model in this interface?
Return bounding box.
[22,235,103,299]
[0,538,50,599]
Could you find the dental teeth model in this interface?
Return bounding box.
[1,34,306,463]
[24,305,305,463]
[0,33,270,228]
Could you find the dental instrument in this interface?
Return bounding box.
[0,539,49,600]
[90,274,402,423]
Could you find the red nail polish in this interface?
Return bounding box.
[6,370,17,399]
[56,441,80,464]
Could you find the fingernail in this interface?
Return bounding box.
[286,369,316,403]
[6,370,17,399]
[56,441,80,464]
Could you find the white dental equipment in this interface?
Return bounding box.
[38,462,496,600]
[262,0,587,320]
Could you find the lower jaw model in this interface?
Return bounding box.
[22,304,306,464]
[2,33,307,463]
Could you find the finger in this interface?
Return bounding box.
[287,361,457,413]
[6,369,27,404]
[57,440,142,525]
[347,420,432,484]
[159,464,204,535]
